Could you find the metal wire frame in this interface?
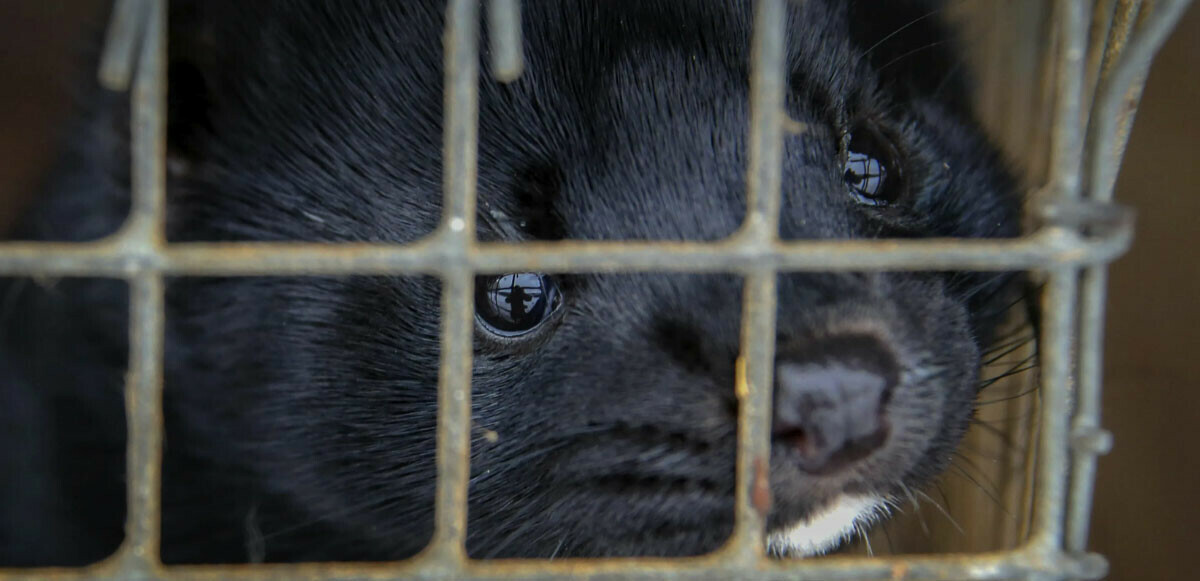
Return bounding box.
[0,0,1189,579]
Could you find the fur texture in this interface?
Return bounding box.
[0,0,1021,565]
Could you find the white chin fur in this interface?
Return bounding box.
[766,494,888,557]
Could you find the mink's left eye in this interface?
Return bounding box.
[475,273,562,338]
[843,125,907,207]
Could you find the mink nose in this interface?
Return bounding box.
[772,336,898,474]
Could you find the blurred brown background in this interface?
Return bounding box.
[0,2,1195,579]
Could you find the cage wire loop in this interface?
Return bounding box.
[0,0,1192,579]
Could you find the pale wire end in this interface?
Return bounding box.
[97,0,151,91]
[489,0,524,83]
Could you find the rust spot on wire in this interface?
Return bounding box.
[752,457,772,515]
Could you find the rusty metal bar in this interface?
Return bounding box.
[426,266,475,568]
[438,0,480,242]
[723,0,787,562]
[118,0,168,247]
[741,0,787,241]
[0,224,1133,277]
[730,269,778,561]
[109,0,168,576]
[0,548,1111,581]
[422,0,480,569]
[114,272,166,575]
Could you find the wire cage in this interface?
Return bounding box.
[0,0,1189,579]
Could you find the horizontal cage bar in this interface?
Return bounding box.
[0,226,1131,277]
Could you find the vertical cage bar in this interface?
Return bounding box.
[728,0,786,560]
[1029,0,1088,556]
[120,273,166,571]
[488,0,523,82]
[1097,1,1141,85]
[742,0,787,239]
[432,267,475,563]
[1065,266,1110,554]
[122,0,167,246]
[1049,0,1092,200]
[429,0,480,566]
[1067,0,1193,560]
[1030,268,1078,553]
[1086,0,1192,204]
[114,0,167,572]
[1083,0,1119,115]
[732,271,778,559]
[440,0,481,240]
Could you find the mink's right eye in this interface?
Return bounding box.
[475,273,562,337]
[843,124,908,207]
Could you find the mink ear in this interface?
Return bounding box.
[845,0,970,108]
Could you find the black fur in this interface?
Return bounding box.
[0,0,1021,565]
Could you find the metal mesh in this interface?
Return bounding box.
[0,0,1189,579]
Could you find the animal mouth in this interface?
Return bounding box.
[765,494,888,558]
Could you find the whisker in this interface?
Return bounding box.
[976,280,1044,321]
[948,457,1008,514]
[549,537,566,560]
[932,56,969,99]
[876,41,952,75]
[860,523,874,557]
[956,440,1008,463]
[898,482,931,538]
[916,488,965,536]
[881,517,896,555]
[967,418,1024,451]
[977,371,1039,402]
[981,337,1036,367]
[969,407,1038,425]
[978,351,1040,388]
[856,7,946,64]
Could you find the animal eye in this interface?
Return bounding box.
[475,273,562,337]
[843,126,906,206]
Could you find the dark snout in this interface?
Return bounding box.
[772,335,900,475]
